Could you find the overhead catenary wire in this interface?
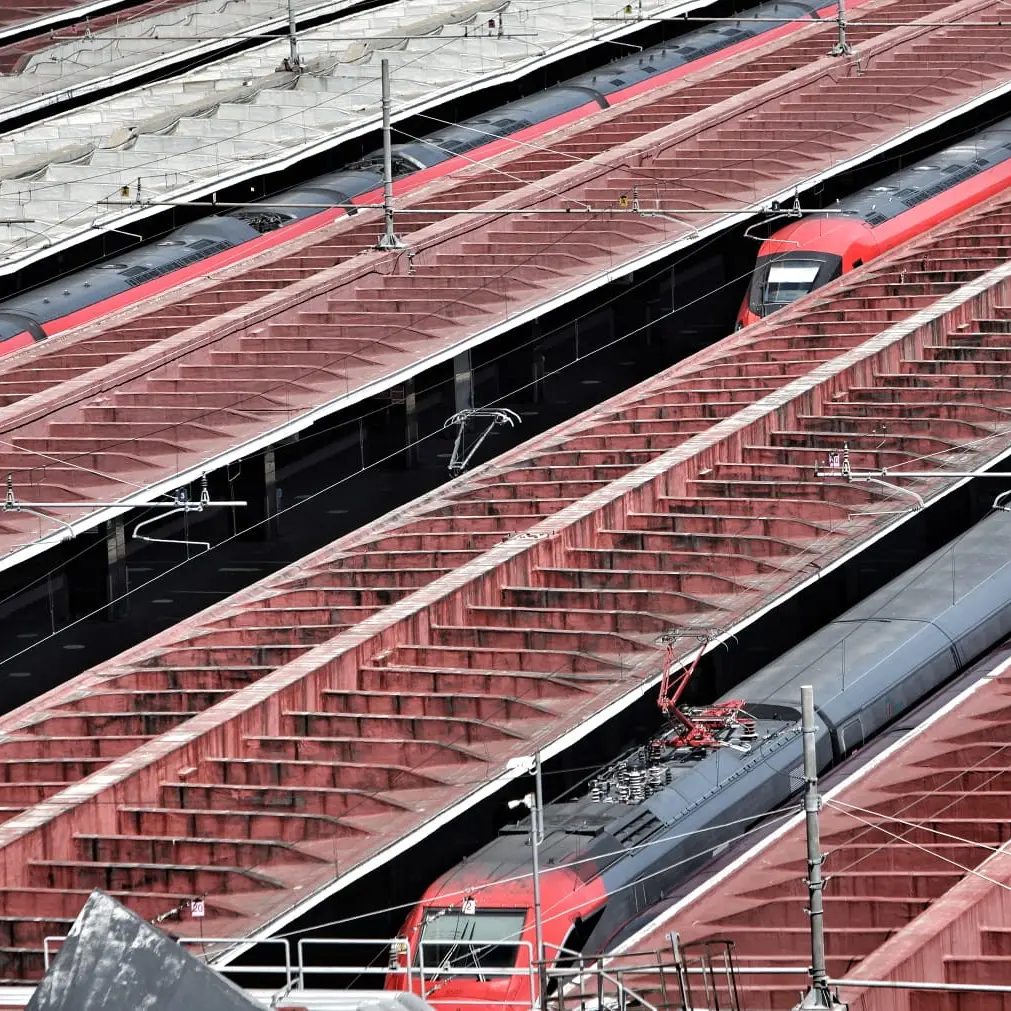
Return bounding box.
[3,264,1002,950]
[0,226,761,633]
[391,646,1011,969]
[821,736,1011,877]
[11,225,1011,1006]
[0,211,908,908]
[0,224,723,550]
[25,2,1011,46]
[0,197,873,566]
[2,0,705,195]
[0,17,1002,788]
[7,0,1011,305]
[0,0,1006,970]
[270,803,802,941]
[825,797,1011,894]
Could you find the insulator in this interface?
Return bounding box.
[617,772,631,803]
[629,769,645,803]
[649,738,664,760]
[648,765,666,794]
[665,765,674,785]
[589,780,603,803]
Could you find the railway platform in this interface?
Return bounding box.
[0,158,1009,978]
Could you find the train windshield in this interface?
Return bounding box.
[761,260,822,308]
[416,908,527,976]
[749,252,843,319]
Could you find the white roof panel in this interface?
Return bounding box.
[0,0,383,122]
[0,0,712,274]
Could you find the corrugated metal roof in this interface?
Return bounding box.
[0,0,382,114]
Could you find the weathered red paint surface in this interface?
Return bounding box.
[0,0,1010,983]
[0,169,1010,978]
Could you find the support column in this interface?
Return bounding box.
[105,517,128,619]
[233,449,279,541]
[453,349,473,413]
[61,518,128,622]
[376,58,403,251]
[358,418,371,471]
[404,378,419,467]
[49,571,69,633]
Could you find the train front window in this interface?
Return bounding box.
[748,252,844,319]
[417,908,527,977]
[762,261,822,309]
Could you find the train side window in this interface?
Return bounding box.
[839,717,864,756]
[852,258,864,268]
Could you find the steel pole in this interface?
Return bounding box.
[534,751,545,842]
[376,58,403,249]
[287,0,300,70]
[532,758,547,1010]
[797,686,845,1011]
[830,0,852,55]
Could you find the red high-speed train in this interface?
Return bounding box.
[735,116,1011,328]
[1,0,850,358]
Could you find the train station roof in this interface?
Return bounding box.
[0,0,142,33]
[0,83,1010,977]
[0,0,1007,568]
[0,0,713,272]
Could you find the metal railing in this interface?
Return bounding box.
[544,936,744,1011]
[549,950,661,1011]
[296,936,413,990]
[38,929,744,1011]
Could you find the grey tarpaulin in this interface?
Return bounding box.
[26,889,263,1010]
